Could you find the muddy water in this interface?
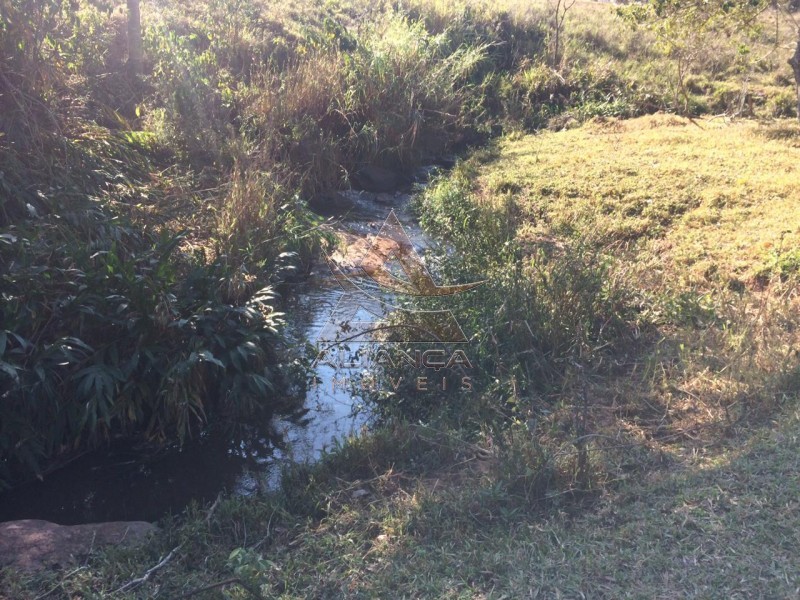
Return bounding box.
[0,188,434,525]
[278,189,433,462]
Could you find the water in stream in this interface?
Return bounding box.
[0,187,434,525]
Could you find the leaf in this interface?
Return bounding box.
[0,361,18,383]
[198,350,225,369]
[61,337,94,354]
[9,332,32,352]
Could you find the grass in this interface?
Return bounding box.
[478,115,800,286]
[465,112,800,441]
[5,112,800,600]
[243,408,800,599]
[3,407,799,598]
[2,0,800,597]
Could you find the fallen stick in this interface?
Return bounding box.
[205,492,223,527]
[110,543,183,595]
[176,577,263,599]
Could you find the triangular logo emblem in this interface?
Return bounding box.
[316,209,484,345]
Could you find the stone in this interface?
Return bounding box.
[309,190,356,214]
[373,192,394,205]
[0,519,157,571]
[434,155,457,169]
[351,165,406,193]
[412,165,440,183]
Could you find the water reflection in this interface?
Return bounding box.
[0,423,283,524]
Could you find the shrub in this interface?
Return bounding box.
[0,215,294,487]
[767,88,797,118]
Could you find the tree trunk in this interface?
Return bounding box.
[127,0,143,76]
[789,33,800,121]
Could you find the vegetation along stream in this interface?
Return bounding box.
[4,0,800,595]
[0,171,441,524]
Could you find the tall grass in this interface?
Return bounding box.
[366,167,638,430]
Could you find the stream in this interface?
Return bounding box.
[0,177,436,525]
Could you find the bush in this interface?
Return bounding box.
[0,213,297,487]
[767,89,797,118]
[0,0,321,487]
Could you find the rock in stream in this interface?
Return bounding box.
[0,519,157,571]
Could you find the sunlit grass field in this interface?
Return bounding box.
[479,114,800,286]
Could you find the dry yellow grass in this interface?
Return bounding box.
[477,114,800,287]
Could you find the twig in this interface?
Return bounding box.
[205,492,222,527]
[84,531,97,565]
[251,508,277,551]
[175,577,263,599]
[111,543,183,595]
